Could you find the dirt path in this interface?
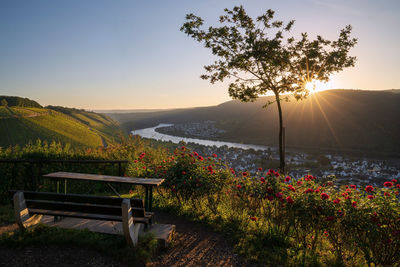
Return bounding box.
[148,211,249,267]
[0,212,249,267]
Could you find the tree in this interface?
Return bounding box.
[181,6,357,172]
[1,99,8,107]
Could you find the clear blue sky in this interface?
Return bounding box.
[0,0,399,109]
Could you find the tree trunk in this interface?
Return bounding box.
[275,92,285,173]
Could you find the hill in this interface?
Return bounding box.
[0,95,42,108]
[107,89,400,157]
[0,97,123,148]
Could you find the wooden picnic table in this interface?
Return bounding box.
[43,172,164,212]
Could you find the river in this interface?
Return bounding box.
[131,123,271,151]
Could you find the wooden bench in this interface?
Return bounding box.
[11,190,154,247]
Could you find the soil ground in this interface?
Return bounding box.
[0,211,249,267]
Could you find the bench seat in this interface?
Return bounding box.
[12,190,153,247]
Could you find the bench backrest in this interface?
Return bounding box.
[9,190,146,218]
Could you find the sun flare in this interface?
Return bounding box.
[305,80,333,94]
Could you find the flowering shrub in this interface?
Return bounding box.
[229,169,400,265]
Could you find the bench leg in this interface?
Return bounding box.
[121,199,143,247]
[13,192,42,230]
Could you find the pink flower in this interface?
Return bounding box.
[321,193,329,200]
[384,181,393,188]
[305,188,314,194]
[391,179,397,183]
[365,185,374,192]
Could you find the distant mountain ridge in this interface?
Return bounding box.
[0,96,123,148]
[107,89,400,157]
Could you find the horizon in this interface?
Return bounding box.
[1,0,400,109]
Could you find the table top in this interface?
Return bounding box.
[43,172,164,186]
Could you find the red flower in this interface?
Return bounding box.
[276,192,283,199]
[193,152,199,156]
[197,156,204,161]
[285,176,291,182]
[286,196,294,204]
[266,195,274,201]
[297,180,303,185]
[352,201,357,207]
[242,172,248,177]
[181,146,185,150]
[274,172,280,177]
[333,198,341,204]
[350,184,356,189]
[133,160,138,163]
[384,181,393,188]
[305,188,314,194]
[212,153,217,157]
[258,167,262,171]
[288,185,296,192]
[326,216,335,221]
[250,216,257,221]
[365,185,374,192]
[129,190,133,195]
[260,177,265,183]
[367,195,375,199]
[182,171,186,175]
[397,184,400,189]
[384,192,391,197]
[207,166,213,172]
[236,184,242,189]
[321,193,330,200]
[392,179,397,183]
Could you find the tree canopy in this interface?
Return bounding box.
[181,6,357,171]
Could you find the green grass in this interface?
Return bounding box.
[0,106,123,148]
[0,205,14,226]
[0,224,158,265]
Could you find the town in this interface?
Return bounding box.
[153,122,400,188]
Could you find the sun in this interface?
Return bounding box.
[305,80,333,94]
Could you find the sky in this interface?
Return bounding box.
[0,0,399,110]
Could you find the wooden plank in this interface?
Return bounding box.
[43,172,164,186]
[29,210,150,224]
[9,190,144,208]
[29,209,123,222]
